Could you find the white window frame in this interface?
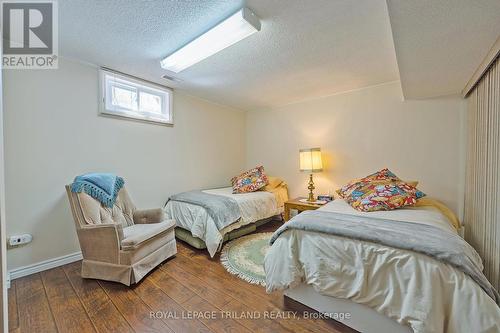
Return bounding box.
[99,68,173,126]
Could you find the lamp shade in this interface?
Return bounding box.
[299,148,323,172]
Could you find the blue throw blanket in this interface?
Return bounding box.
[71,173,124,208]
[271,210,499,305]
[168,190,241,230]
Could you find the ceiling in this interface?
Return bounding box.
[58,0,500,111]
[387,0,500,99]
[59,0,399,111]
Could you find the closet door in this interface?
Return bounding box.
[465,55,500,291]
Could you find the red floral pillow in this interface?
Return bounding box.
[231,166,269,194]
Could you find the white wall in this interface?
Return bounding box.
[0,44,8,332]
[246,82,466,216]
[3,62,467,271]
[3,58,246,270]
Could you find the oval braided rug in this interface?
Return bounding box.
[220,232,273,286]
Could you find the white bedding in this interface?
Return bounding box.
[319,199,458,233]
[165,187,283,256]
[265,200,500,333]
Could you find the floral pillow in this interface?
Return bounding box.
[346,182,425,212]
[231,166,269,194]
[337,168,401,199]
[337,168,425,212]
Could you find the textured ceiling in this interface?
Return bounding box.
[59,0,399,111]
[387,0,500,99]
[58,0,500,110]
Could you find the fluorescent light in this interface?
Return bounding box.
[160,8,261,73]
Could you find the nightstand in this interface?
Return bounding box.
[284,197,325,221]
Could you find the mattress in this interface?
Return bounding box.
[165,186,286,256]
[265,199,500,333]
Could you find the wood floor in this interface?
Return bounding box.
[8,222,351,333]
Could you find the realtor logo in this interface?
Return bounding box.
[2,0,58,69]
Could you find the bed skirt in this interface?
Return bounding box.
[175,215,281,250]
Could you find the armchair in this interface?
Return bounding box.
[65,185,176,285]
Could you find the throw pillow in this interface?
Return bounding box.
[231,166,269,194]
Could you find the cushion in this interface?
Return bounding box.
[133,208,165,224]
[76,187,136,227]
[414,197,460,230]
[337,168,417,199]
[231,166,269,194]
[76,191,107,225]
[261,176,285,191]
[346,181,426,212]
[121,219,175,250]
[337,168,397,198]
[338,168,425,212]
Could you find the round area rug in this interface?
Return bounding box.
[220,232,273,286]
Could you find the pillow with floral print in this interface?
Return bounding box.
[337,168,402,199]
[346,181,426,212]
[231,166,269,194]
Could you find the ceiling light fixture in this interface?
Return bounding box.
[160,7,261,73]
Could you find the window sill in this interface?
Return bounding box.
[99,110,173,127]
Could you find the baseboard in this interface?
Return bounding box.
[9,251,83,280]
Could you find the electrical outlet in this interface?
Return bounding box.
[9,234,32,246]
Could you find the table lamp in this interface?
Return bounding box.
[299,148,323,202]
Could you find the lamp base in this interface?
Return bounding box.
[307,174,315,202]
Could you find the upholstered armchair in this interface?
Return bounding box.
[65,185,176,286]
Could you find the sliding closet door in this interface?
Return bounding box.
[464,56,500,291]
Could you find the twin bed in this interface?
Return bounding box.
[265,199,500,333]
[165,182,288,256]
[164,175,500,333]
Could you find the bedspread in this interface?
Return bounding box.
[265,201,500,333]
[270,210,498,303]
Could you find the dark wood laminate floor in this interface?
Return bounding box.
[8,221,351,333]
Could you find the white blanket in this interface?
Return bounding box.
[265,200,500,333]
[165,187,283,256]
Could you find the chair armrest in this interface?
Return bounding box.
[77,223,123,263]
[133,208,165,224]
[80,223,124,241]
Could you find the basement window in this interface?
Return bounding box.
[99,68,173,125]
